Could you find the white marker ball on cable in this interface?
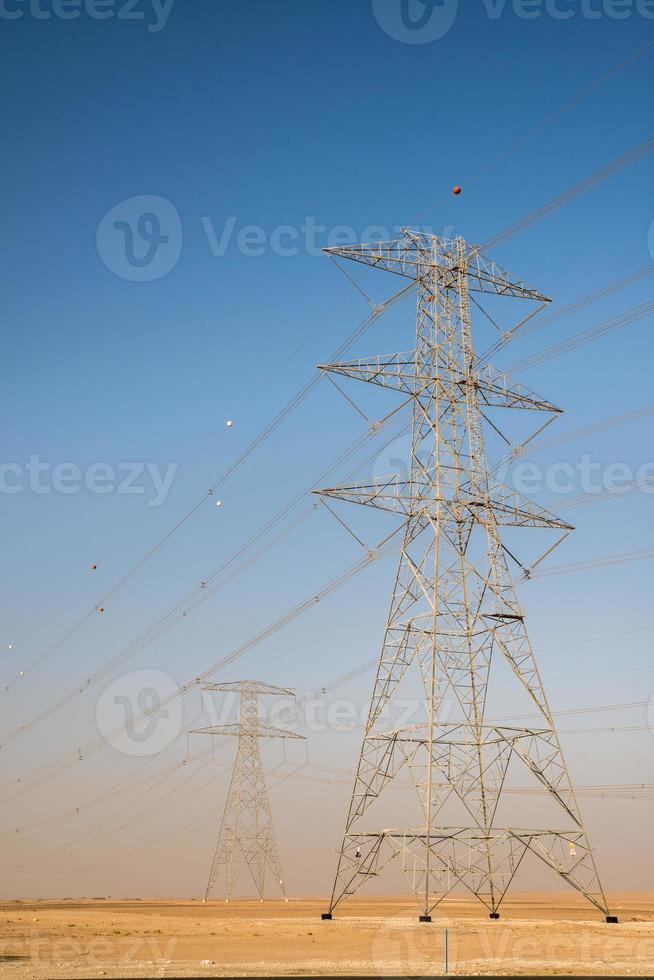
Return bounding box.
[226,420,233,428]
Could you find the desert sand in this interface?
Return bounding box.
[1,893,653,978]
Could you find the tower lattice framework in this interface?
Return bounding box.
[192,680,303,901]
[316,231,615,923]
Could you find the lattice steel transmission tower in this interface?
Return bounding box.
[191,680,304,902]
[316,231,616,923]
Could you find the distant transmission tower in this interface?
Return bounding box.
[191,680,304,901]
[316,232,617,923]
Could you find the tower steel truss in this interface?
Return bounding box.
[191,680,304,901]
[315,231,615,923]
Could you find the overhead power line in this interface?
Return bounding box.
[0,524,405,803]
[8,282,413,689]
[12,128,651,694]
[531,547,654,579]
[5,381,652,791]
[481,263,654,363]
[414,34,654,222]
[6,138,652,808]
[505,300,654,374]
[0,418,408,741]
[483,135,654,250]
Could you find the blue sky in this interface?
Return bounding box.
[1,0,653,898]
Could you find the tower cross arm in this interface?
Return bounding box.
[190,722,305,740]
[323,233,550,302]
[317,355,563,413]
[318,351,422,396]
[199,680,296,697]
[313,478,421,517]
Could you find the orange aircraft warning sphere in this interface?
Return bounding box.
[453,185,462,195]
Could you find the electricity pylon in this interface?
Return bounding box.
[191,680,304,901]
[316,231,616,923]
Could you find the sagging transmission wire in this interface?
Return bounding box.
[2,710,257,847]
[0,517,406,805]
[482,135,654,251]
[11,130,653,691]
[294,763,654,800]
[0,744,206,844]
[6,135,653,801]
[5,279,414,690]
[0,704,207,843]
[14,609,653,852]
[480,263,654,364]
[0,408,411,747]
[4,291,651,786]
[8,288,650,737]
[9,130,649,690]
[5,170,654,869]
[63,756,217,860]
[52,740,654,878]
[5,365,650,798]
[4,756,219,877]
[413,34,654,222]
[189,284,356,468]
[308,607,654,706]
[6,718,302,858]
[15,273,644,716]
[493,404,654,478]
[74,755,308,876]
[558,476,654,511]
[60,726,306,861]
[75,804,222,877]
[14,274,647,705]
[530,546,654,580]
[44,611,654,857]
[503,299,654,375]
[5,521,650,810]
[65,766,654,881]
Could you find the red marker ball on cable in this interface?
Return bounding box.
[453,185,462,196]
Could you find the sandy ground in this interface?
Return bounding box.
[0,893,653,978]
